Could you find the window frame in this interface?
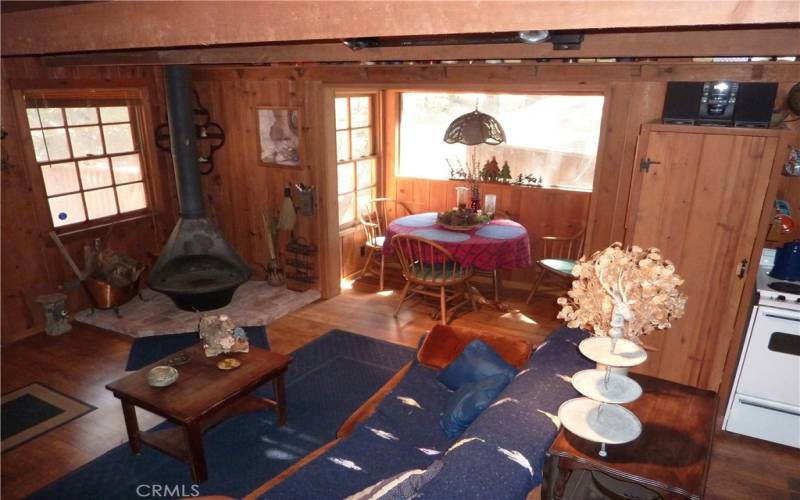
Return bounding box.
[396,89,604,193]
[17,87,156,234]
[335,92,382,230]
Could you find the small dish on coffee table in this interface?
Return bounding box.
[216,358,241,370]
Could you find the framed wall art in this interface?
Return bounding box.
[256,106,301,167]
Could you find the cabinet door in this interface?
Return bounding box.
[625,128,778,389]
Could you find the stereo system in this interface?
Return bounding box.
[662,81,778,128]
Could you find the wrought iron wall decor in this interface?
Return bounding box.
[156,89,225,175]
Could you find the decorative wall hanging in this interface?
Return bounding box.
[155,89,225,175]
[257,107,301,167]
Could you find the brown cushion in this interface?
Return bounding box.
[416,325,533,370]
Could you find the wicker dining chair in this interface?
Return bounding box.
[391,234,476,325]
[357,198,413,290]
[526,229,585,303]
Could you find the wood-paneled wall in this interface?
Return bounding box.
[189,70,323,290]
[0,58,177,344]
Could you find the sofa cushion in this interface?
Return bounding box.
[417,324,532,370]
[345,460,443,500]
[440,373,512,438]
[437,340,517,390]
[418,327,592,499]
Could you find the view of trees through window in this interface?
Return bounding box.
[26,104,148,228]
[399,92,604,191]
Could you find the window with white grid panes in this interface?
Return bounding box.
[25,103,149,228]
[335,95,378,228]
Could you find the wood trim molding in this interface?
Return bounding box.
[4,2,797,56]
[38,28,800,67]
[188,62,800,86]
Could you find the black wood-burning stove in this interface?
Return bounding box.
[148,65,250,311]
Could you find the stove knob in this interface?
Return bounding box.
[776,295,786,302]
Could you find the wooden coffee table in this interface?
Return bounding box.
[106,344,292,483]
[543,374,717,499]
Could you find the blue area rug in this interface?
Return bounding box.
[30,330,414,500]
[125,326,270,371]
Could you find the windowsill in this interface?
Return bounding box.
[44,211,158,242]
[396,177,593,194]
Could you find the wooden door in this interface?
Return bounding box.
[625,125,779,390]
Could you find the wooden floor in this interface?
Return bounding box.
[2,275,798,499]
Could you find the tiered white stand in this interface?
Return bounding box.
[558,337,647,457]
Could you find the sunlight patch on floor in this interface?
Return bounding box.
[377,290,394,297]
[340,278,355,290]
[500,311,538,324]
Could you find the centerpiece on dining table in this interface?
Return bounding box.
[437,186,491,231]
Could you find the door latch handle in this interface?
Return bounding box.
[639,158,661,173]
[737,258,749,279]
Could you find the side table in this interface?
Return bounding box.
[543,374,717,499]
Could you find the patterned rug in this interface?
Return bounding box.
[74,281,320,338]
[29,330,414,500]
[1,384,95,453]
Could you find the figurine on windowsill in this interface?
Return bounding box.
[481,157,500,182]
[500,161,512,183]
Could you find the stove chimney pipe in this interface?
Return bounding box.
[164,65,204,218]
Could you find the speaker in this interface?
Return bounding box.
[662,81,779,128]
[734,83,778,128]
[662,82,703,125]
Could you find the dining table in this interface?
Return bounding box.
[383,212,531,301]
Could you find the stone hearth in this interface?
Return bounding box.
[74,281,320,338]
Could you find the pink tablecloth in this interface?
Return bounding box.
[384,212,531,271]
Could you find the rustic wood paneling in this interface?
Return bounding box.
[0,58,176,344]
[625,126,780,389]
[190,69,327,294]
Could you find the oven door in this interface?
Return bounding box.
[736,306,800,407]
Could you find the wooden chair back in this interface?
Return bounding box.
[358,198,412,248]
[391,234,470,286]
[539,229,586,261]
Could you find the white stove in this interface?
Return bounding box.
[724,253,800,449]
[756,267,800,311]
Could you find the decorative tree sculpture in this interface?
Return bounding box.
[557,243,687,344]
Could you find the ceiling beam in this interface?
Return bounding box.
[37,28,800,67]
[3,1,799,57]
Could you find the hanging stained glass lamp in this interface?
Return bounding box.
[443,109,506,146]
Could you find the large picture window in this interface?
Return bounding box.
[336,95,378,227]
[25,103,148,228]
[399,92,604,191]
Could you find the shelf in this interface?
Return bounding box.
[571,369,643,404]
[578,337,648,368]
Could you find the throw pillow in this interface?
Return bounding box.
[345,460,443,500]
[440,373,512,438]
[437,339,517,391]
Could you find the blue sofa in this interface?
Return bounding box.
[258,327,591,499]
